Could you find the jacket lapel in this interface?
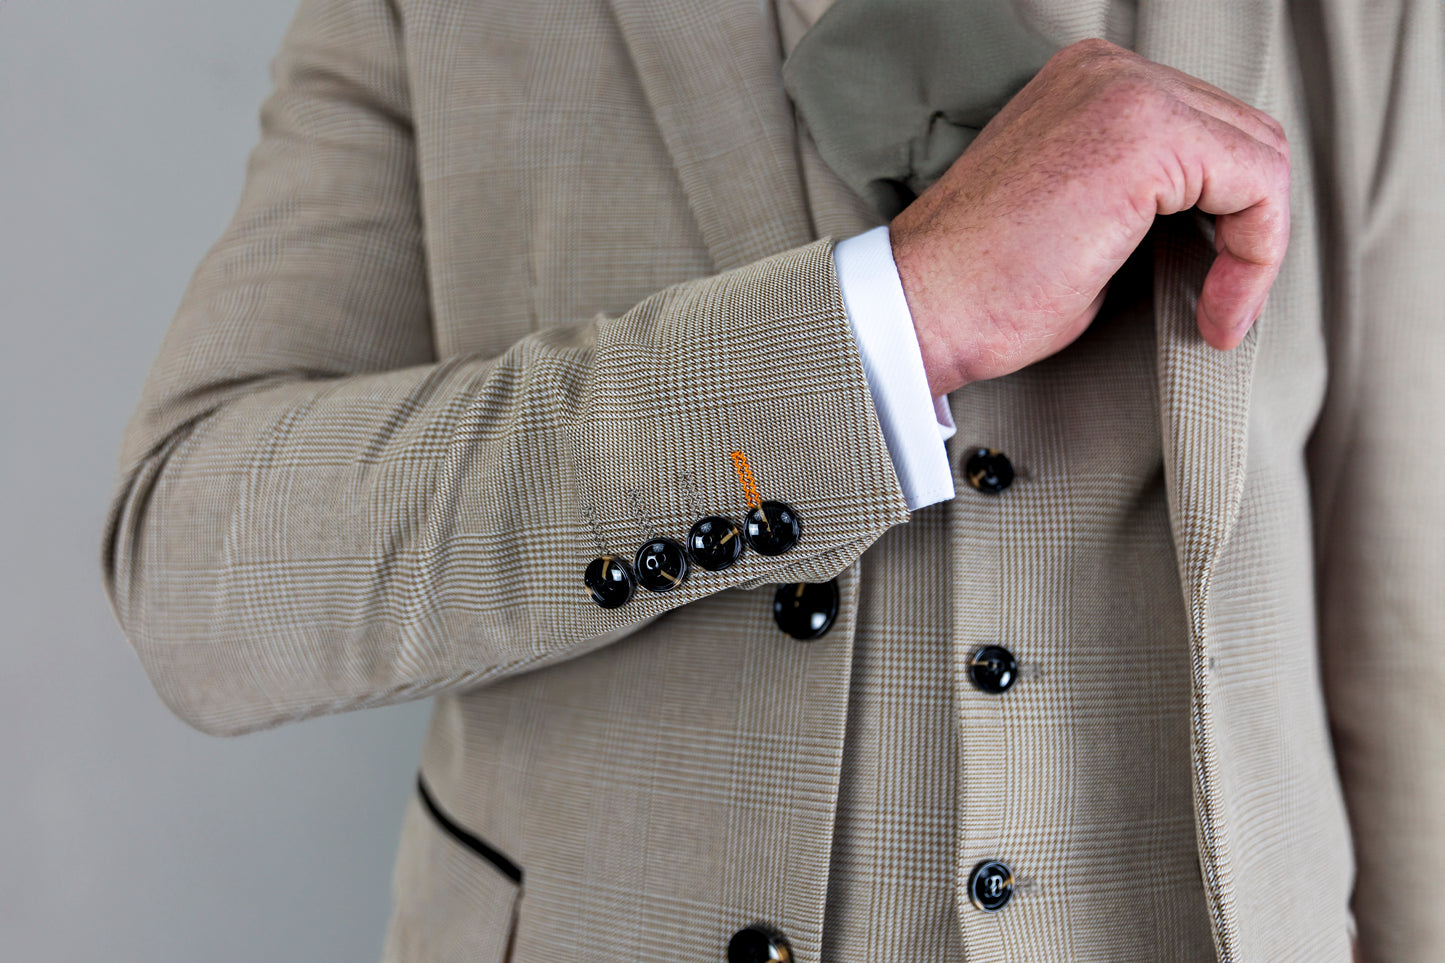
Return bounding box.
[1135,5,1282,960]
[1150,214,1262,634]
[607,0,818,272]
[1136,1,1280,625]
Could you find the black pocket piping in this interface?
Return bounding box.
[415,772,524,885]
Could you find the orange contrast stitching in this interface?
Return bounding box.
[730,450,763,511]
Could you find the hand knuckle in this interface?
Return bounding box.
[1250,109,1289,148]
[1095,74,1163,117]
[1260,207,1290,261]
[1052,37,1124,74]
[1274,146,1292,181]
[1072,36,1120,56]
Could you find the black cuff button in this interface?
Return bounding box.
[634,537,689,592]
[773,578,839,640]
[584,556,635,609]
[968,645,1019,694]
[728,925,791,963]
[968,859,1016,912]
[686,515,745,571]
[963,448,1015,494]
[744,501,800,556]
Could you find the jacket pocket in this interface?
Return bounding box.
[381,774,523,963]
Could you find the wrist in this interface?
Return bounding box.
[890,224,974,396]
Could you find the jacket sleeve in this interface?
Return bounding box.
[99,0,910,738]
[1300,1,1445,958]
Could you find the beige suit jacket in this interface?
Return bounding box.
[100,0,1444,960]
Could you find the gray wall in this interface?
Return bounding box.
[0,2,431,959]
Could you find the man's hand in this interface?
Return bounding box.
[890,38,1291,396]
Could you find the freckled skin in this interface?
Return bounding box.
[891,38,1291,396]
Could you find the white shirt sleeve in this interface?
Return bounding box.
[832,225,957,510]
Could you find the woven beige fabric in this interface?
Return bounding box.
[783,2,1214,959]
[100,0,1445,961]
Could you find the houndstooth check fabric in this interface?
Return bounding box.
[100,0,1445,960]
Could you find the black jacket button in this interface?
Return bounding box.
[963,448,1015,493]
[773,579,839,640]
[728,926,791,963]
[968,859,1016,912]
[968,645,1019,694]
[583,556,634,609]
[743,501,800,556]
[686,515,745,571]
[634,537,689,592]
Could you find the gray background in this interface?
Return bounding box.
[0,1,432,959]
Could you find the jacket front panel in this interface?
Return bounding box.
[383,0,1364,960]
[99,0,1441,956]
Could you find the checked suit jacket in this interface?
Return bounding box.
[100,0,1444,960]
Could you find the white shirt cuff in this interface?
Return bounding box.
[833,225,956,511]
